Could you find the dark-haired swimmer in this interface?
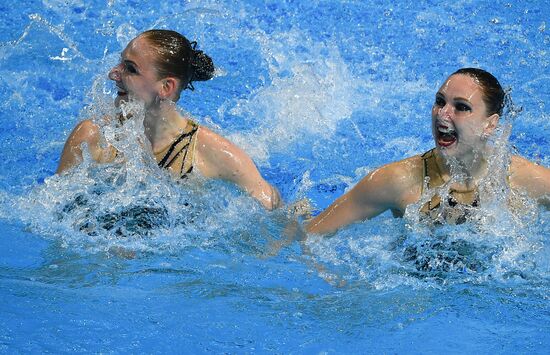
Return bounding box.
[307,68,550,235]
[57,29,280,210]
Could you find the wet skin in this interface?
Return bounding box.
[57,33,281,210]
[306,74,550,235]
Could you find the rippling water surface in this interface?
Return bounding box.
[1,0,549,353]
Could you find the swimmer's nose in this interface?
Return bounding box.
[438,103,453,119]
[108,64,122,81]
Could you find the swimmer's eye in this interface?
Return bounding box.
[123,62,138,75]
[434,96,445,107]
[455,103,471,112]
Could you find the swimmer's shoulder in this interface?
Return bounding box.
[69,119,115,159]
[70,115,120,143]
[57,119,115,174]
[192,124,279,209]
[193,125,253,177]
[383,154,424,204]
[193,125,229,169]
[364,154,424,189]
[510,155,548,180]
[354,154,424,210]
[69,119,101,144]
[509,155,550,198]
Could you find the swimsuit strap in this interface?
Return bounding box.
[421,149,445,190]
[421,149,442,211]
[156,120,199,178]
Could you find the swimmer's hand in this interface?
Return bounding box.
[264,198,311,257]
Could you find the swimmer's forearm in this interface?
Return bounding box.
[305,200,351,236]
[305,216,339,236]
[305,190,390,236]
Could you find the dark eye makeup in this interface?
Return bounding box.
[434,93,472,113]
[455,102,471,112]
[124,62,138,74]
[435,95,445,106]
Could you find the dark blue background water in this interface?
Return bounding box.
[1,0,549,353]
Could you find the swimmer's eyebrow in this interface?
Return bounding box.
[437,92,471,103]
[123,59,138,67]
[453,96,472,103]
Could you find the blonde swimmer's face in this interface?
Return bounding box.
[108,36,163,108]
[431,74,497,157]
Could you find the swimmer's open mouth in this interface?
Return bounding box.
[436,124,457,147]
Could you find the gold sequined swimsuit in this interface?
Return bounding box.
[154,120,199,178]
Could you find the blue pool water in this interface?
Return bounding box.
[1,0,549,353]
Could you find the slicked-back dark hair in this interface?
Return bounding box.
[452,68,505,116]
[140,29,215,95]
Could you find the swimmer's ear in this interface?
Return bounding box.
[483,113,499,136]
[158,77,178,100]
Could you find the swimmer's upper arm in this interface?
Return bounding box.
[306,161,411,235]
[511,155,550,207]
[194,127,281,210]
[56,119,116,174]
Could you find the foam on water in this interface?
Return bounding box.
[1,1,550,352]
[0,77,278,258]
[303,109,549,288]
[0,0,548,292]
[219,28,363,162]
[0,16,547,292]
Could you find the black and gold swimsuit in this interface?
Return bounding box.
[155,120,199,178]
[419,149,479,224]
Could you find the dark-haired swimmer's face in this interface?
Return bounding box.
[108,36,164,108]
[431,74,499,157]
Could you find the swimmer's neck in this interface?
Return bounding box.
[143,101,190,153]
[434,148,490,190]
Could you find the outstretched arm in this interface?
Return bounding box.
[194,127,281,210]
[306,159,421,235]
[56,119,116,174]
